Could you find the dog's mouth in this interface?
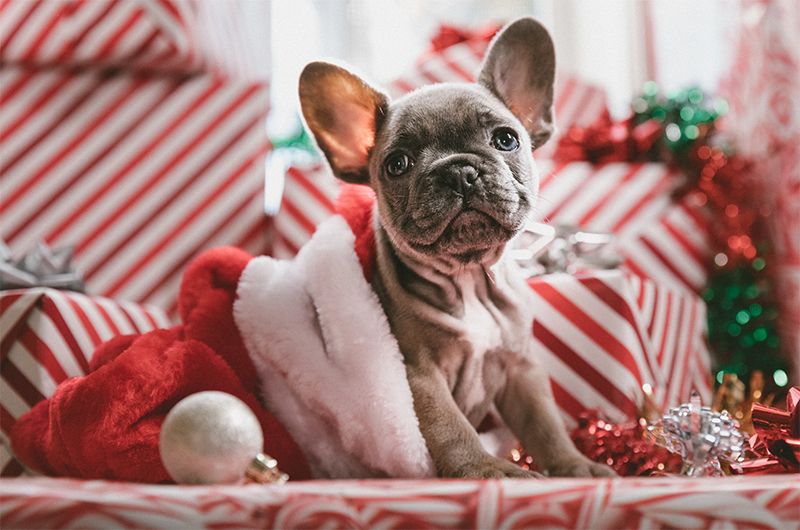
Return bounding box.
[413,208,513,263]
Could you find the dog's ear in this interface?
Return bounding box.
[299,62,389,184]
[478,18,556,149]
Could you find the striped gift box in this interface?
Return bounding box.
[0,66,272,316]
[274,160,711,294]
[387,34,608,158]
[536,161,711,293]
[0,0,204,73]
[3,474,797,528]
[0,287,171,477]
[272,162,339,258]
[530,270,711,428]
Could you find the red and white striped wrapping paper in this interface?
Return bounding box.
[1,476,797,529]
[0,0,205,73]
[721,0,800,363]
[0,287,171,477]
[0,66,273,316]
[536,161,711,294]
[272,162,340,258]
[274,160,711,294]
[530,270,711,428]
[388,34,609,158]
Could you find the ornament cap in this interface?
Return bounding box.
[246,453,289,484]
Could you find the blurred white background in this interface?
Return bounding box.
[268,0,741,136]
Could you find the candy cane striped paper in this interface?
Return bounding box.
[0,287,171,477]
[0,66,272,315]
[272,163,339,259]
[536,161,711,293]
[530,270,711,428]
[0,0,204,73]
[721,0,800,363]
[1,476,797,529]
[388,35,609,158]
[627,274,713,409]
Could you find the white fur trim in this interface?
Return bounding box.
[234,216,434,478]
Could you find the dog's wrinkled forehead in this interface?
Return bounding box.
[376,85,520,152]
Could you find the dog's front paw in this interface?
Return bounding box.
[453,458,542,479]
[547,457,617,478]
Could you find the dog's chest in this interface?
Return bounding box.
[448,272,513,419]
[458,273,504,354]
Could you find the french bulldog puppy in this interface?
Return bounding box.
[299,17,615,479]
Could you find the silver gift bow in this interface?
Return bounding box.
[511,222,622,276]
[0,241,85,292]
[646,391,745,477]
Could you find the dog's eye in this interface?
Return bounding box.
[385,153,413,176]
[491,128,520,151]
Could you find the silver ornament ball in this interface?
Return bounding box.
[159,391,263,484]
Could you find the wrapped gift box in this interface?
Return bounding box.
[0,0,204,73]
[0,0,272,79]
[535,161,711,293]
[271,162,339,258]
[1,476,797,529]
[0,287,171,476]
[530,270,711,427]
[0,66,272,315]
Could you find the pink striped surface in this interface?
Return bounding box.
[0,66,273,316]
[0,0,204,73]
[0,288,171,477]
[1,476,797,529]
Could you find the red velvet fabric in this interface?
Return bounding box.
[335,184,377,281]
[11,247,311,482]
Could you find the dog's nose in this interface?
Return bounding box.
[443,163,479,197]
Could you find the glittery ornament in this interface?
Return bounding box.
[648,392,745,476]
[159,391,288,485]
[630,83,725,167]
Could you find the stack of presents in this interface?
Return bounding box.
[1,1,797,528]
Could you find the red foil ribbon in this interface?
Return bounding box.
[553,115,662,164]
[428,23,502,54]
[736,386,799,474]
[569,413,683,476]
